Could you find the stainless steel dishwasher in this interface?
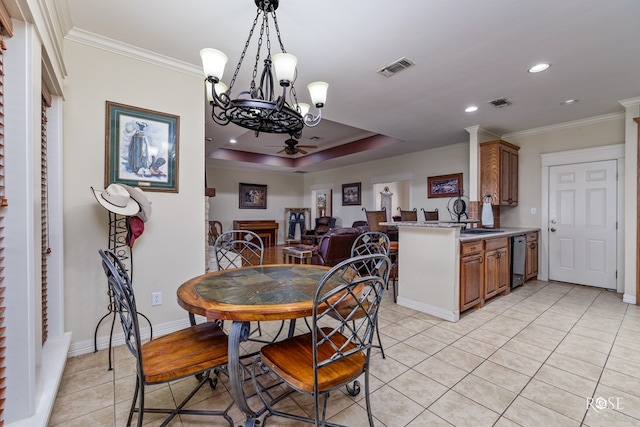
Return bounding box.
[510,235,526,289]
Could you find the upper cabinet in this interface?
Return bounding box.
[480,140,520,206]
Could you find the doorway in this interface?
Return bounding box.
[541,145,624,291]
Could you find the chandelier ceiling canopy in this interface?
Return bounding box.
[200,0,328,139]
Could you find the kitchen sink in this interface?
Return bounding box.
[460,229,504,235]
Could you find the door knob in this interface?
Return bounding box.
[550,228,556,232]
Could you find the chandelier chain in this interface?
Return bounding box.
[271,11,287,53]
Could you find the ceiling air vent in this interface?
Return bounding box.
[488,97,512,108]
[378,57,415,77]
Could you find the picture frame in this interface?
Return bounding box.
[428,173,463,198]
[342,182,361,206]
[314,189,332,218]
[239,183,267,209]
[105,101,179,192]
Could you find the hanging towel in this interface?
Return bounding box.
[481,195,494,228]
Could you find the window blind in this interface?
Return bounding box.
[41,87,51,345]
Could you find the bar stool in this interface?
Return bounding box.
[389,241,398,303]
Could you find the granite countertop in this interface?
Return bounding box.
[457,227,541,242]
[380,221,540,242]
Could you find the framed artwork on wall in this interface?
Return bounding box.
[105,101,179,192]
[342,182,361,206]
[239,183,267,209]
[428,173,463,198]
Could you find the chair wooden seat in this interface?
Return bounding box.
[142,322,228,384]
[260,327,365,393]
[251,254,390,426]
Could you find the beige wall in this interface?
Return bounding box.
[63,40,206,350]
[303,143,471,227]
[206,166,304,242]
[501,116,625,227]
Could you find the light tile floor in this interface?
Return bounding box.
[50,280,640,426]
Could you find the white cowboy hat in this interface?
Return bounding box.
[91,183,140,216]
[121,184,152,222]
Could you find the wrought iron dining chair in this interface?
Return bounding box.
[98,249,233,427]
[252,253,391,427]
[348,231,390,358]
[214,229,264,270]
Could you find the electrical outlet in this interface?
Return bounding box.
[151,292,162,306]
[531,208,537,215]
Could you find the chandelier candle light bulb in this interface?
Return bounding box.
[199,0,328,138]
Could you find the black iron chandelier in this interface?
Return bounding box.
[200,0,328,139]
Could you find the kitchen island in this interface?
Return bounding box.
[382,221,540,322]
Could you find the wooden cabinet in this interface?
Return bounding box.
[460,237,510,312]
[484,237,510,299]
[460,241,484,311]
[525,231,539,281]
[480,140,520,206]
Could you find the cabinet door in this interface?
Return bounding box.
[500,147,519,205]
[509,151,518,205]
[484,249,499,299]
[460,254,484,311]
[525,233,539,280]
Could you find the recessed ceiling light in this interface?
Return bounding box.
[229,139,237,144]
[528,63,551,73]
[465,106,478,113]
[561,99,579,105]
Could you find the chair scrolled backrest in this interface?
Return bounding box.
[351,231,391,257]
[397,207,418,221]
[362,207,388,233]
[208,220,223,245]
[421,208,439,221]
[98,250,143,368]
[214,229,264,270]
[312,253,391,371]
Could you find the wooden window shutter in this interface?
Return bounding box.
[0,2,12,424]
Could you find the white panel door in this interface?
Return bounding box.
[548,160,617,289]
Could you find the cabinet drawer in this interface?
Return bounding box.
[461,241,482,256]
[526,232,538,242]
[484,237,508,251]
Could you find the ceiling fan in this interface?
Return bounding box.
[268,138,318,156]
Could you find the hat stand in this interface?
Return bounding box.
[94,211,153,370]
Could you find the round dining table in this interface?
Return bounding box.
[177,263,335,427]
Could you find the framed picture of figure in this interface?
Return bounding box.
[105,101,179,192]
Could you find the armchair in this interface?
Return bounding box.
[310,227,362,267]
[300,216,336,245]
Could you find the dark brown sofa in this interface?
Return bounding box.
[310,227,364,267]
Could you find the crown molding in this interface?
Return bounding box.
[503,112,624,139]
[66,28,201,78]
[619,97,640,108]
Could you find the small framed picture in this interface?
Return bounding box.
[342,182,361,206]
[428,173,463,198]
[105,101,179,192]
[239,183,267,209]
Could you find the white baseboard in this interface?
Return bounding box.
[7,333,71,427]
[623,293,637,305]
[396,296,459,322]
[68,317,193,357]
